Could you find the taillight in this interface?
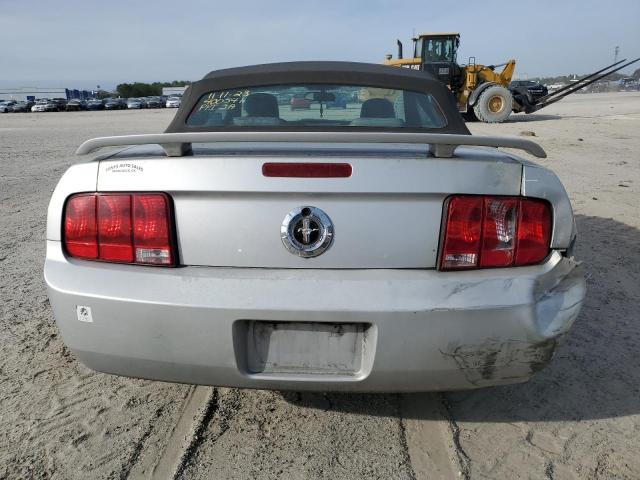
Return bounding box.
[439,197,482,270]
[439,196,551,271]
[132,194,174,265]
[515,199,552,266]
[63,193,176,266]
[98,195,133,262]
[64,194,98,259]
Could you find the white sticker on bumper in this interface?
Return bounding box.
[76,305,93,323]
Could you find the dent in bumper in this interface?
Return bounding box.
[442,259,585,387]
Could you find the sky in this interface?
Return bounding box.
[0,0,639,90]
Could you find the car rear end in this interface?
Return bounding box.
[45,62,585,391]
[166,97,181,108]
[32,101,48,112]
[524,81,549,100]
[290,95,311,110]
[92,100,106,110]
[146,97,161,108]
[10,102,27,113]
[0,101,17,112]
[66,101,83,111]
[45,143,584,391]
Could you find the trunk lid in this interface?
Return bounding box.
[97,144,522,268]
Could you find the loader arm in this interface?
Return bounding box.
[498,60,516,86]
[477,59,516,87]
[512,56,640,114]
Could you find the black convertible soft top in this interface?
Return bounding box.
[166,61,469,134]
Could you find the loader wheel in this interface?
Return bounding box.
[473,85,513,123]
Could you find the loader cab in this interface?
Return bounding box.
[414,33,463,90]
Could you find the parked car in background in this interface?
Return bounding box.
[325,92,349,109]
[166,96,181,108]
[44,100,61,112]
[0,100,17,112]
[65,100,87,111]
[145,97,164,108]
[104,98,127,110]
[290,93,312,110]
[46,62,585,392]
[10,101,34,112]
[509,80,549,101]
[51,98,68,111]
[31,99,49,112]
[86,99,105,111]
[127,98,145,109]
[617,77,639,91]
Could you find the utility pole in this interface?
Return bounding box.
[614,46,619,64]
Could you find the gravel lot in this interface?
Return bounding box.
[1,92,639,479]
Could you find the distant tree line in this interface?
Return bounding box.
[115,81,192,98]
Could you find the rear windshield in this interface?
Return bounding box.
[186,84,447,129]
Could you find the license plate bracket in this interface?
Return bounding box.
[236,321,371,375]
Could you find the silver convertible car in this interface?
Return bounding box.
[45,62,586,391]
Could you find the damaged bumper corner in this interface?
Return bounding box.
[442,257,586,387]
[533,258,586,338]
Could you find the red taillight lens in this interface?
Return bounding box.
[516,199,552,266]
[133,194,174,265]
[98,195,133,262]
[64,193,175,266]
[440,196,483,270]
[439,196,551,270]
[64,194,98,259]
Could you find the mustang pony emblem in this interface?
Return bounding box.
[281,206,334,257]
[296,217,320,244]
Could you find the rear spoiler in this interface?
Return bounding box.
[75,131,546,159]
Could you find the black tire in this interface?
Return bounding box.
[463,109,478,122]
[472,85,513,123]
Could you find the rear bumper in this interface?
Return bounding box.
[45,241,585,392]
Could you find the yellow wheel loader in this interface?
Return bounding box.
[385,33,640,123]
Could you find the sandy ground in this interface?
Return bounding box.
[0,92,638,479]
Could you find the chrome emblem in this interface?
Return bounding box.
[281,206,334,258]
